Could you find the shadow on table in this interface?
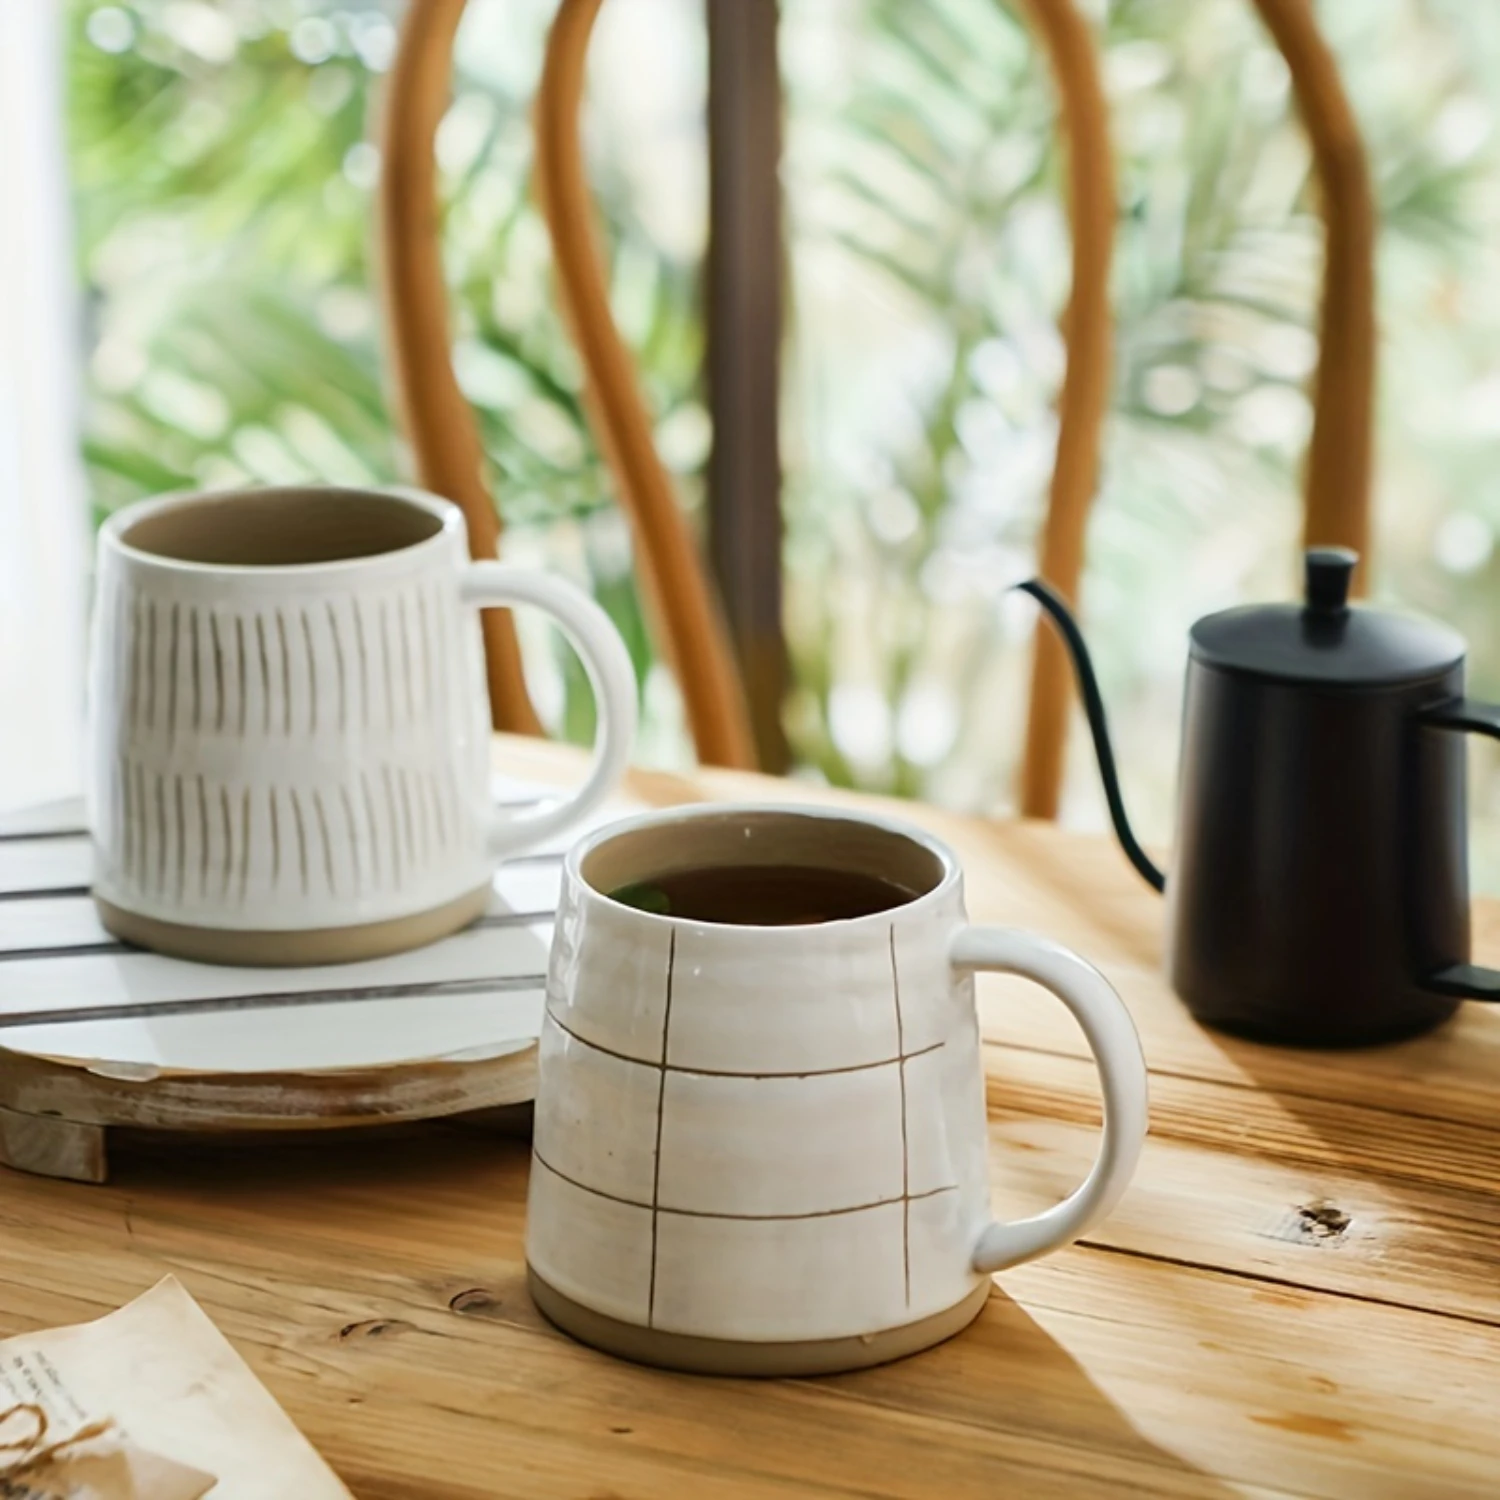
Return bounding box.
[107,1113,534,1207]
[817,1284,1240,1499]
[104,1135,1235,1497]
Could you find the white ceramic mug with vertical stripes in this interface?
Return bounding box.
[526,804,1148,1376]
[86,485,636,965]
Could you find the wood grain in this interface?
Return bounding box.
[0,1104,106,1182]
[0,739,1495,1496]
[377,0,541,734]
[1016,0,1116,820]
[0,1128,1492,1500]
[534,0,757,769]
[1250,0,1376,584]
[985,1055,1500,1333]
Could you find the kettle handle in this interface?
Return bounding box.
[1418,698,1500,1002]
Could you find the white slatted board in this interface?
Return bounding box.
[0,777,637,1077]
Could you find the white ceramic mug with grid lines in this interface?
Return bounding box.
[86,484,636,965]
[526,804,1148,1375]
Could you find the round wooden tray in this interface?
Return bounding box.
[0,779,620,1182]
[0,1047,537,1183]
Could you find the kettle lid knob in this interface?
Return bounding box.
[1304,547,1358,615]
[1192,544,1465,685]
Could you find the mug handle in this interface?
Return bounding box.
[459,563,638,857]
[1417,698,1500,1001]
[950,927,1149,1274]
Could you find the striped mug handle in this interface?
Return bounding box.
[459,564,637,857]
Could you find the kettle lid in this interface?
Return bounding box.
[1189,548,1465,687]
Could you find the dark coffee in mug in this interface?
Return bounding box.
[609,864,917,925]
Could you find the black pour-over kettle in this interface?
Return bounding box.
[1023,548,1500,1048]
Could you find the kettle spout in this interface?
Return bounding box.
[1016,579,1167,894]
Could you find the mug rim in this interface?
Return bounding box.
[567,801,961,933]
[98,483,464,576]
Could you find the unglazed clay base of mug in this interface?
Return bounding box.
[94,884,491,967]
[527,1269,992,1377]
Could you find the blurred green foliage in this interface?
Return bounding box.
[65,0,1500,876]
[67,0,696,751]
[782,0,1500,830]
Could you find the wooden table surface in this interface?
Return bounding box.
[3,738,1499,1499]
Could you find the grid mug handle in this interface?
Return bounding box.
[950,928,1149,1273]
[459,563,638,857]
